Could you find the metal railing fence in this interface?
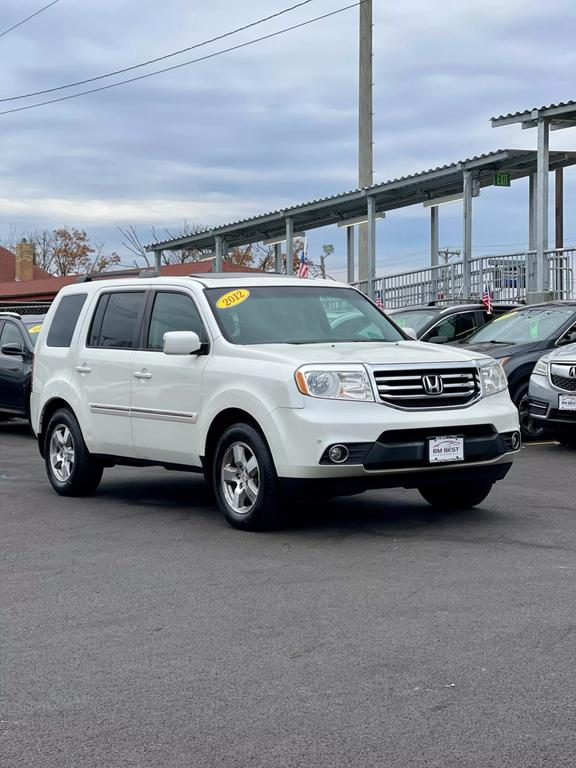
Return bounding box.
[352,248,576,308]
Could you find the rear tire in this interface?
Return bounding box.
[419,481,493,510]
[44,408,103,496]
[213,423,280,531]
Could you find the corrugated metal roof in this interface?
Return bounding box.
[491,100,576,124]
[145,148,576,251]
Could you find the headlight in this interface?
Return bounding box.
[295,365,374,401]
[478,360,508,397]
[533,359,549,376]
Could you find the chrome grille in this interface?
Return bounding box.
[373,367,480,409]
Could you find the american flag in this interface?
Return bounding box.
[482,284,494,314]
[375,290,385,310]
[297,249,309,279]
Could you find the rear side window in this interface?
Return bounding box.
[47,294,87,348]
[88,291,145,349]
[147,292,207,350]
[0,321,24,347]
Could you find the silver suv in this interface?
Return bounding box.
[529,343,576,447]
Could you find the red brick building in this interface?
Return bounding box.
[0,245,257,311]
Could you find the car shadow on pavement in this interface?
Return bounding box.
[94,470,495,535]
[0,419,32,436]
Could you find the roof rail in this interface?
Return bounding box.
[75,267,159,283]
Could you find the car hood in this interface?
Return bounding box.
[462,340,545,359]
[540,342,576,364]
[223,340,492,367]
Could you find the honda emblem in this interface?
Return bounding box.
[422,375,444,395]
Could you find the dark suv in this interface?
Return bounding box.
[463,302,576,439]
[0,312,45,421]
[389,301,521,344]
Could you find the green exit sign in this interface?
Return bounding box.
[495,171,511,187]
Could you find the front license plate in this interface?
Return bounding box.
[428,436,465,463]
[559,394,576,411]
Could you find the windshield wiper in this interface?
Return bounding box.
[475,340,512,345]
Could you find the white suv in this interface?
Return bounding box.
[31,274,520,530]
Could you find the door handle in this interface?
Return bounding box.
[134,370,152,380]
[75,364,92,374]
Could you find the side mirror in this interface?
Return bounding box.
[1,342,24,356]
[163,331,202,356]
[427,335,450,344]
[403,326,418,340]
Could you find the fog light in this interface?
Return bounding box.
[510,431,521,450]
[328,444,349,463]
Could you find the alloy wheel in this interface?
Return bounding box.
[49,424,75,482]
[221,442,260,515]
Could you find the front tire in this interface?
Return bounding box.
[45,408,103,496]
[213,423,280,531]
[515,382,545,441]
[419,481,493,510]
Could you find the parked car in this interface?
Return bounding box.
[31,275,520,530]
[389,301,521,344]
[529,342,576,447]
[462,302,576,439]
[0,312,45,422]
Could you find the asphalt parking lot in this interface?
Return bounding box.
[1,422,576,768]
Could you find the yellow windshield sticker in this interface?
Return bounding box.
[27,325,42,334]
[216,289,250,309]
[493,311,517,322]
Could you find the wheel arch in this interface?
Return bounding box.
[202,408,272,475]
[38,397,76,457]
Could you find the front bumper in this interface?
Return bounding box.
[264,388,520,479]
[529,374,576,432]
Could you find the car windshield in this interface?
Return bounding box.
[468,307,575,344]
[23,320,43,347]
[205,285,405,345]
[390,309,439,334]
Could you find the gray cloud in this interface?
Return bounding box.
[1,0,575,276]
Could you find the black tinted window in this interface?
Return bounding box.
[0,322,24,347]
[89,292,145,348]
[147,292,207,350]
[47,294,87,348]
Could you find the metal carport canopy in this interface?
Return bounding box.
[145,148,576,253]
[491,100,576,130]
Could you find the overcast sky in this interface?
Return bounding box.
[1,0,576,278]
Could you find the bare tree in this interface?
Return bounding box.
[118,221,215,267]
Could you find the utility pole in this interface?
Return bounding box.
[438,247,461,264]
[358,0,373,285]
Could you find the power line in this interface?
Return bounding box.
[0,0,318,103]
[0,0,60,40]
[0,2,365,117]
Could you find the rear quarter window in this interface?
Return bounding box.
[46,294,87,348]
